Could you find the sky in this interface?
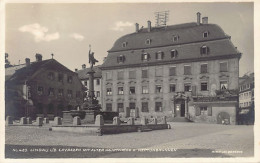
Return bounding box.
[5,2,254,76]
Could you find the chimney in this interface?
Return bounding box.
[147,20,151,32]
[202,17,208,24]
[35,53,42,62]
[82,64,86,69]
[197,12,201,25]
[135,23,139,32]
[25,58,30,66]
[75,68,78,72]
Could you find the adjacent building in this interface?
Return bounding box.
[239,73,254,112]
[100,13,241,124]
[76,65,102,106]
[5,54,85,119]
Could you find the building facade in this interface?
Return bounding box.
[5,54,84,119]
[100,13,241,124]
[239,73,254,112]
[76,65,102,106]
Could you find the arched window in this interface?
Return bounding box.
[200,46,210,55]
[171,49,178,58]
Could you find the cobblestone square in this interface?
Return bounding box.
[5,122,254,158]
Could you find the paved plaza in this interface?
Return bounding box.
[5,122,254,158]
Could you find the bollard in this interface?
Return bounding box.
[127,117,135,125]
[113,117,121,125]
[95,115,104,126]
[73,116,81,126]
[54,117,62,125]
[141,117,148,125]
[20,117,26,125]
[43,117,49,124]
[27,117,32,124]
[35,117,43,126]
[5,116,13,126]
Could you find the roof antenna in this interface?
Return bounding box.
[51,53,54,59]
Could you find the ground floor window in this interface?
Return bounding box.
[200,106,208,115]
[142,102,149,112]
[155,102,162,112]
[117,103,124,112]
[106,103,112,111]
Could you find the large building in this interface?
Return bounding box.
[100,13,241,124]
[76,65,102,106]
[5,54,85,119]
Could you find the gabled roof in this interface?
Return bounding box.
[77,65,102,80]
[6,59,75,83]
[239,73,254,85]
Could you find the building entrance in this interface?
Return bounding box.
[175,99,185,117]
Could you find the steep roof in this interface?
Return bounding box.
[6,59,75,83]
[239,73,254,85]
[76,65,102,80]
[101,22,241,69]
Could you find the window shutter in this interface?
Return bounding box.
[208,106,212,116]
[195,107,201,116]
[192,85,196,96]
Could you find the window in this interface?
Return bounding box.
[106,103,112,111]
[145,39,151,45]
[169,67,176,76]
[142,102,149,112]
[142,69,148,78]
[67,90,72,98]
[58,89,63,97]
[129,102,136,109]
[184,65,191,75]
[220,62,228,72]
[106,72,112,80]
[117,55,125,63]
[184,83,191,92]
[200,64,208,73]
[37,86,43,95]
[170,84,176,92]
[96,91,100,97]
[200,106,208,115]
[156,85,162,93]
[106,88,112,95]
[172,35,179,42]
[129,87,135,94]
[58,74,63,82]
[84,81,88,86]
[67,76,73,83]
[129,70,136,79]
[48,88,54,96]
[155,67,163,77]
[117,71,124,80]
[76,91,81,98]
[156,51,164,60]
[118,87,124,95]
[96,79,100,85]
[48,72,54,80]
[201,82,208,91]
[203,31,209,38]
[200,46,209,55]
[142,53,150,61]
[171,49,178,58]
[220,81,228,90]
[117,103,124,112]
[142,86,149,94]
[122,42,127,47]
[155,102,162,112]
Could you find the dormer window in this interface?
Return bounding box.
[200,46,210,55]
[171,49,178,58]
[156,51,164,60]
[145,39,151,45]
[117,55,125,63]
[122,42,127,48]
[141,53,150,61]
[203,31,209,38]
[172,35,179,42]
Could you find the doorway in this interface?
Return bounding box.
[175,99,185,117]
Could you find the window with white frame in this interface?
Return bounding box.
[118,87,124,95]
[220,81,228,90]
[142,86,149,94]
[171,49,178,58]
[201,46,209,55]
[106,88,112,95]
[184,83,191,92]
[155,85,162,93]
